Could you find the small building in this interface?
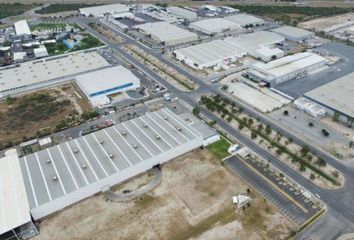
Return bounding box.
[248,52,327,86]
[79,3,130,18]
[75,65,141,107]
[14,20,31,36]
[294,98,326,118]
[135,22,198,46]
[189,18,241,35]
[173,39,246,70]
[226,14,265,27]
[271,26,315,42]
[34,45,48,58]
[168,6,197,21]
[13,51,26,62]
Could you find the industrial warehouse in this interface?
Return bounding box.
[0,108,218,239]
[168,6,197,21]
[231,31,285,62]
[134,22,198,46]
[189,18,241,35]
[0,51,110,97]
[248,52,327,86]
[173,39,246,70]
[225,14,265,27]
[76,65,141,107]
[304,71,354,121]
[271,26,315,42]
[79,3,130,17]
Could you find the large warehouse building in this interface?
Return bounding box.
[189,18,241,35]
[271,26,315,42]
[225,14,265,27]
[76,66,141,107]
[0,108,218,239]
[231,31,285,62]
[135,22,198,46]
[168,6,197,21]
[304,72,354,121]
[14,20,31,36]
[0,51,110,98]
[173,39,246,70]
[79,3,130,17]
[248,52,327,86]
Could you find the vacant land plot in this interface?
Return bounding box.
[299,13,354,32]
[34,149,294,240]
[0,3,40,19]
[0,86,85,149]
[35,3,100,14]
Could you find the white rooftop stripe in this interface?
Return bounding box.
[139,117,173,148]
[122,122,153,157]
[152,111,189,141]
[92,131,122,172]
[130,119,164,152]
[23,156,38,207]
[9,161,20,228]
[56,145,79,190]
[111,126,144,163]
[46,149,67,195]
[0,173,5,229]
[65,142,89,185]
[145,113,182,145]
[82,136,109,176]
[91,132,125,169]
[34,153,52,201]
[162,108,200,138]
[74,139,99,181]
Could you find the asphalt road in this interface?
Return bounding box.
[77,17,354,239]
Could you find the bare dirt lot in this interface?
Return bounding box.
[34,149,294,240]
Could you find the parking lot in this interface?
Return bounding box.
[224,155,322,226]
[274,43,354,98]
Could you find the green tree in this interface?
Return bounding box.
[193,105,201,116]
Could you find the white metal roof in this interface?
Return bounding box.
[174,39,246,66]
[271,26,314,40]
[14,20,31,35]
[79,4,129,17]
[19,108,203,219]
[252,52,326,79]
[0,51,110,94]
[189,18,241,34]
[135,22,197,44]
[225,14,264,27]
[168,6,197,21]
[304,71,354,118]
[0,149,31,235]
[75,65,140,97]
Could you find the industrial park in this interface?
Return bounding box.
[0,1,354,240]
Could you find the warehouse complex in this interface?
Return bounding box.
[14,20,31,36]
[225,14,265,27]
[0,51,110,97]
[135,22,198,46]
[76,66,141,107]
[231,31,285,62]
[173,39,246,70]
[0,108,218,239]
[304,72,354,120]
[79,3,130,17]
[168,6,197,21]
[248,52,327,86]
[271,26,315,42]
[189,18,241,35]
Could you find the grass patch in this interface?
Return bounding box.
[35,3,100,14]
[206,137,231,160]
[45,42,69,56]
[0,3,41,19]
[30,23,66,31]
